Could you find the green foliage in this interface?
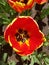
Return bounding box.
[40,6,49,19]
[0,0,18,25]
[44,34,49,46]
[0,36,6,45]
[35,6,49,21]
[46,34,49,41]
[44,57,49,64]
[2,53,8,62]
[44,41,49,46]
[21,56,30,61]
[8,61,16,65]
[20,9,32,16]
[21,52,49,65]
[0,61,8,65]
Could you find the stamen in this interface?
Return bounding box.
[17,0,20,2]
[17,0,28,4]
[15,33,21,41]
[18,29,23,34]
[23,30,27,34]
[15,33,19,39]
[21,38,26,43]
[23,34,30,39]
[15,29,30,43]
[23,0,28,4]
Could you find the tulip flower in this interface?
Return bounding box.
[8,0,35,13]
[4,16,46,56]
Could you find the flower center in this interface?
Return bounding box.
[15,29,30,43]
[17,0,28,4]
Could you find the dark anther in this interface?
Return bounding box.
[15,29,30,42]
[18,29,23,34]
[15,33,20,38]
[23,30,27,34]
[16,34,22,41]
[17,35,22,41]
[23,34,30,39]
[26,34,30,39]
[21,38,26,43]
[19,0,28,4]
[15,33,20,41]
[23,0,28,4]
[17,0,20,2]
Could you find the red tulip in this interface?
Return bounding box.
[36,0,47,4]
[4,16,46,56]
[8,0,35,13]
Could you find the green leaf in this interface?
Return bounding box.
[0,61,8,65]
[2,53,8,62]
[0,0,6,6]
[44,41,49,46]
[30,57,34,65]
[8,61,16,65]
[44,62,49,65]
[0,13,11,25]
[20,9,32,16]
[37,53,43,59]
[0,0,18,25]
[44,57,49,64]
[46,34,49,40]
[40,6,49,19]
[21,56,29,61]
[0,36,6,45]
[32,55,41,65]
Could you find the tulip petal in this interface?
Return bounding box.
[36,0,47,4]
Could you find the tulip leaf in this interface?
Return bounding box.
[0,36,6,45]
[2,53,8,62]
[44,57,49,64]
[0,0,18,26]
[0,0,6,6]
[0,61,8,65]
[30,57,34,65]
[20,9,32,16]
[8,61,16,65]
[40,6,49,19]
[43,34,49,46]
[37,53,43,59]
[46,34,49,40]
[44,41,49,46]
[32,55,40,64]
[44,62,49,65]
[21,56,29,61]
